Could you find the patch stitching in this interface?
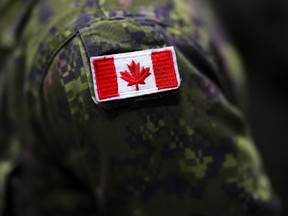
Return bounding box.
[152,50,178,89]
[90,46,181,102]
[92,57,119,100]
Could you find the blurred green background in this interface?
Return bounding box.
[210,1,288,215]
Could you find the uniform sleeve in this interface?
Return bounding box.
[37,16,281,216]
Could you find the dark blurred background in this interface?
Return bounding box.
[210,1,288,215]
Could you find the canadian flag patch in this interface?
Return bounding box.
[90,46,181,102]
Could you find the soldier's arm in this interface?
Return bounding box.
[4,0,281,215]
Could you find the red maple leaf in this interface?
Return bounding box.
[120,60,151,91]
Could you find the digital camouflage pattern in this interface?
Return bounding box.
[0,0,281,215]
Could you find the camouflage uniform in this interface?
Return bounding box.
[0,0,281,215]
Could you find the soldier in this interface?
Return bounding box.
[0,0,281,215]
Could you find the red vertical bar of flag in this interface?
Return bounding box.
[92,57,119,100]
[151,50,178,90]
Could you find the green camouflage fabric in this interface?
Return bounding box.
[0,0,281,215]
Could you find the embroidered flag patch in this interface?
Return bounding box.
[90,46,181,102]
